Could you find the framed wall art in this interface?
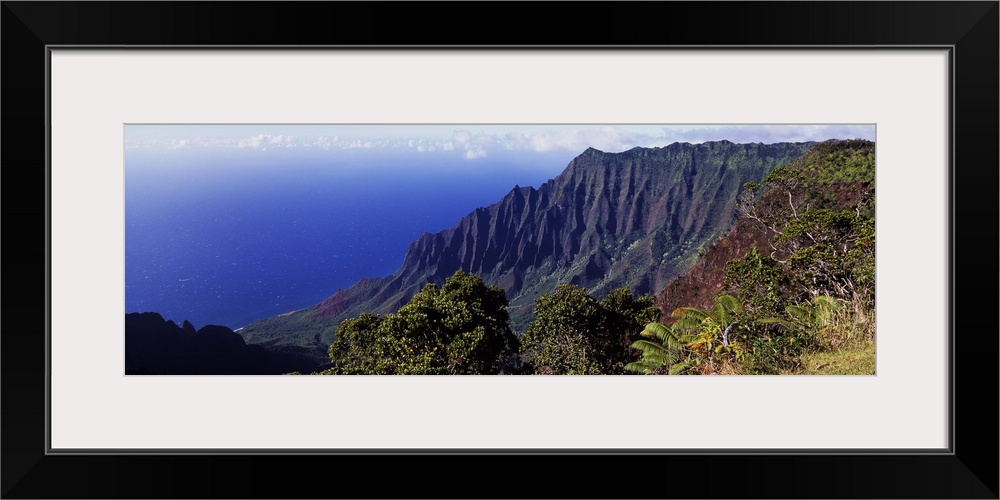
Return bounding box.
[3,2,996,498]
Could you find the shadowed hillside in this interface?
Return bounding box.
[125,312,327,374]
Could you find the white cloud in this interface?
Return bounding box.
[409,139,437,153]
[125,125,875,156]
[313,136,332,149]
[473,133,497,147]
[236,134,296,149]
[438,127,673,156]
[657,125,875,145]
[464,146,487,160]
[236,134,264,148]
[451,130,472,147]
[440,130,499,159]
[503,132,529,150]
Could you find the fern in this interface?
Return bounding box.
[626,322,687,374]
[631,339,670,355]
[669,360,693,375]
[628,295,747,374]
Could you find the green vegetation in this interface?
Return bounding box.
[724,247,790,316]
[632,139,876,375]
[240,142,814,356]
[302,140,874,376]
[798,340,875,375]
[315,274,658,375]
[239,312,340,362]
[625,320,692,375]
[320,271,519,375]
[518,285,659,374]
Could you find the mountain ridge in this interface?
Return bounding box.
[240,141,815,356]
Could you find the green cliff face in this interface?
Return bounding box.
[241,141,814,357]
[657,139,876,319]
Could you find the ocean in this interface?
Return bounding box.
[124,148,572,330]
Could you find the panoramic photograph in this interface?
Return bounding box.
[125,124,876,375]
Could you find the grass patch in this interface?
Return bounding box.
[797,339,875,375]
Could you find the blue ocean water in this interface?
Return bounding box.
[125,149,572,329]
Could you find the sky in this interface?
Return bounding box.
[123,123,876,328]
[125,124,876,161]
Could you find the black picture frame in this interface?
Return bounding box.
[3,2,996,498]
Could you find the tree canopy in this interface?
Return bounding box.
[519,285,659,374]
[325,271,519,375]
